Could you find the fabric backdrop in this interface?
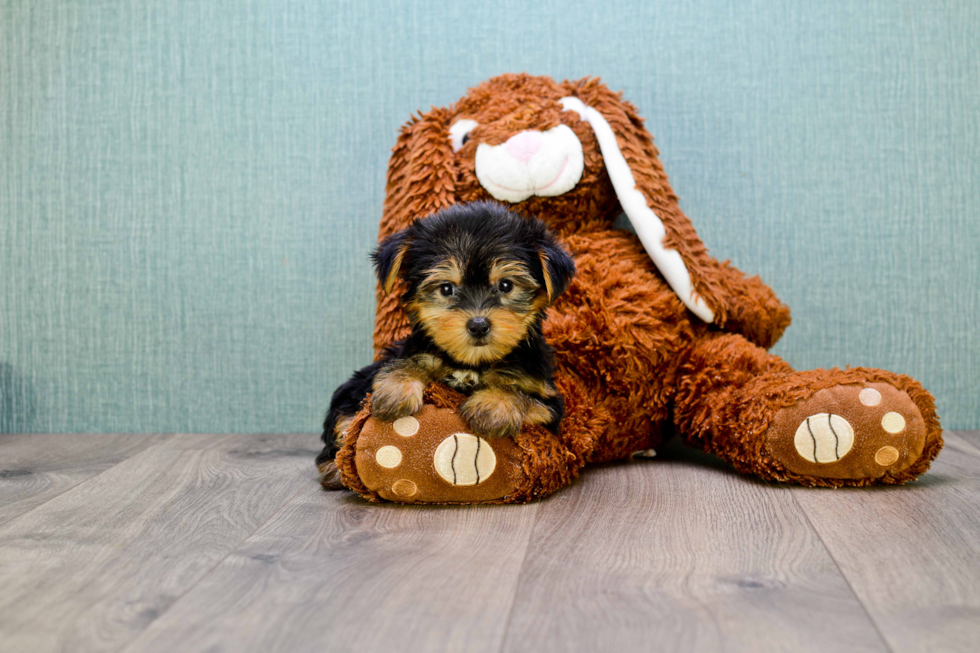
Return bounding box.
[1,0,977,433]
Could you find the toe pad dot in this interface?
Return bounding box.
[881,412,906,434]
[859,388,882,406]
[875,446,900,466]
[391,479,417,497]
[376,445,402,468]
[392,416,420,437]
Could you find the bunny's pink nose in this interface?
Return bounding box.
[504,131,543,164]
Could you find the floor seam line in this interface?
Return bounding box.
[495,503,542,653]
[791,489,897,653]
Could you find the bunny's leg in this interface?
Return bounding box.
[671,333,942,486]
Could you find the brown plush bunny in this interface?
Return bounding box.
[328,74,942,504]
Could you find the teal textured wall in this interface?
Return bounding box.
[1,0,977,433]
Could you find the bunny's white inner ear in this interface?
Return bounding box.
[559,97,715,323]
[449,119,478,153]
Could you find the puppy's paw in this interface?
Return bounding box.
[371,373,425,421]
[317,460,345,490]
[460,388,526,439]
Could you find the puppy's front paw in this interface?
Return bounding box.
[318,460,345,490]
[371,373,425,421]
[460,389,525,439]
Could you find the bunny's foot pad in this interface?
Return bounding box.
[353,404,526,504]
[766,382,927,481]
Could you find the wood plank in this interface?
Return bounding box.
[500,442,890,653]
[793,430,980,653]
[121,487,539,653]
[954,429,980,454]
[0,433,318,653]
[0,433,170,525]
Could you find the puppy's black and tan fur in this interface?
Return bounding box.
[316,201,575,488]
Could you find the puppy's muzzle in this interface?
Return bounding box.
[466,316,491,338]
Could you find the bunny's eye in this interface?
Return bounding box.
[449,119,479,152]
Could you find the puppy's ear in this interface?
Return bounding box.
[373,229,410,295]
[537,231,576,303]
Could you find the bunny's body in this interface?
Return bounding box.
[328,75,941,503]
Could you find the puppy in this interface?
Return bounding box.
[316,201,575,489]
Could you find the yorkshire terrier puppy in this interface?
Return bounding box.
[316,201,576,489]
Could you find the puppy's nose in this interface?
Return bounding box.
[466,316,491,338]
[504,131,543,164]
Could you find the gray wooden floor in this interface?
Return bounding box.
[1,431,978,653]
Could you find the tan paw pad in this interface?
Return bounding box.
[793,414,855,463]
[433,433,496,486]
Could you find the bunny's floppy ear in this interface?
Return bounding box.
[559,80,725,324]
[375,107,459,352]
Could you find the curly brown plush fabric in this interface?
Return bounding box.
[334,74,942,503]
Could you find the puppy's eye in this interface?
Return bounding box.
[497,279,513,293]
[439,283,455,297]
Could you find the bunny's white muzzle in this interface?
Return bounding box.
[474,125,584,203]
